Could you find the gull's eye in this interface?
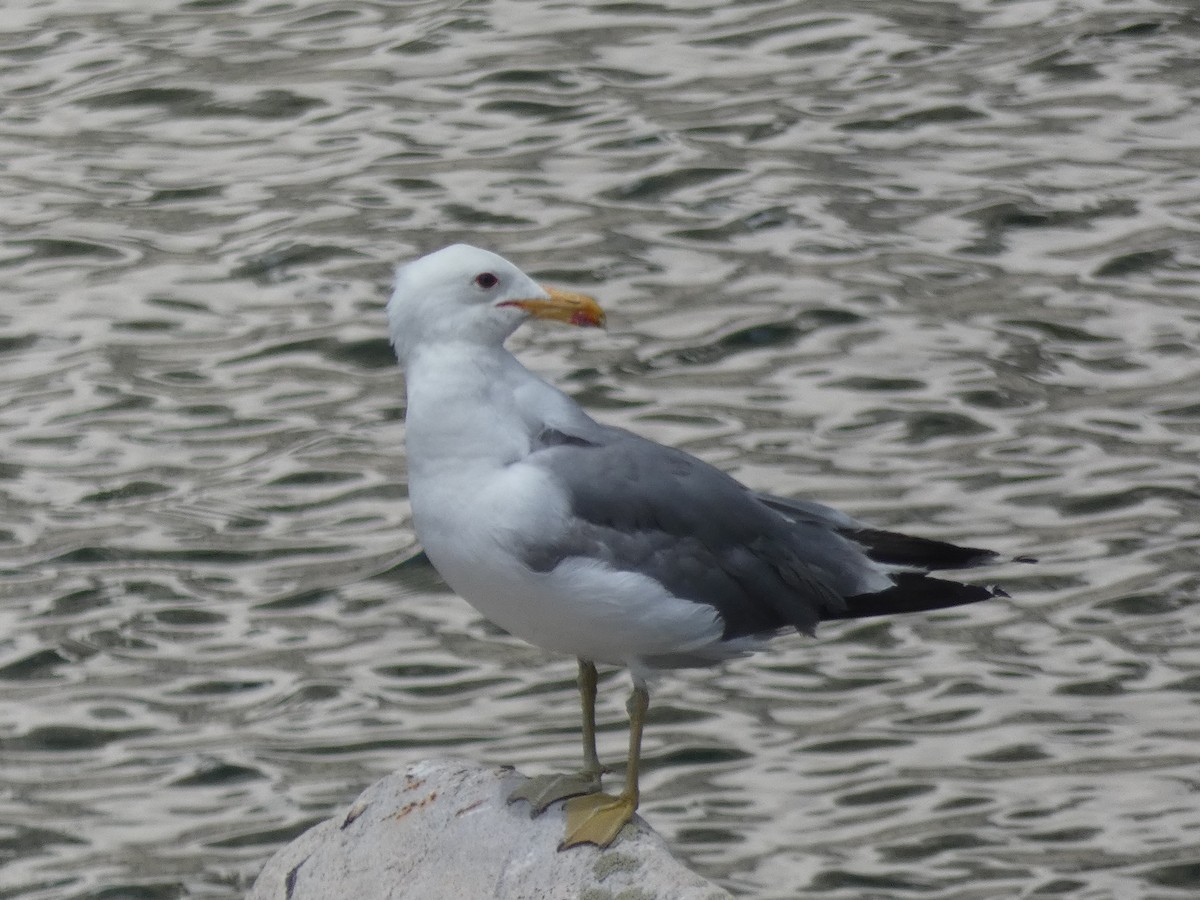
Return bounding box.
[474,272,499,289]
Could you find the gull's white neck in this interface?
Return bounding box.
[402,341,584,479]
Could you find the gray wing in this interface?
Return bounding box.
[521,424,885,639]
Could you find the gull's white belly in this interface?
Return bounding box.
[410,461,724,669]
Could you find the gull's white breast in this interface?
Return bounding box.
[410,456,725,670]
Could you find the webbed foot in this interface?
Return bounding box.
[508,770,603,816]
[559,790,637,849]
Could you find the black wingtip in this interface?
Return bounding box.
[825,571,1002,622]
[844,528,1039,572]
[843,527,1001,571]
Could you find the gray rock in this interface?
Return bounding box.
[249,758,732,900]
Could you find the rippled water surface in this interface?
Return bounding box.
[4,1,1200,897]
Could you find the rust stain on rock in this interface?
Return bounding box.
[394,790,438,820]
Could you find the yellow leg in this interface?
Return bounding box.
[578,658,604,778]
[559,681,648,850]
[509,659,606,814]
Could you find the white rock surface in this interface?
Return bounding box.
[249,758,732,900]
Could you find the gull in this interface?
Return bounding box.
[386,243,1019,849]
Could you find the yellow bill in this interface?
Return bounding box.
[501,286,606,328]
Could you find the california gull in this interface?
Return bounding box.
[386,244,1021,849]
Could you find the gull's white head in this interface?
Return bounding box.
[387,244,604,367]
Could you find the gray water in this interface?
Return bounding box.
[3,1,1199,897]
